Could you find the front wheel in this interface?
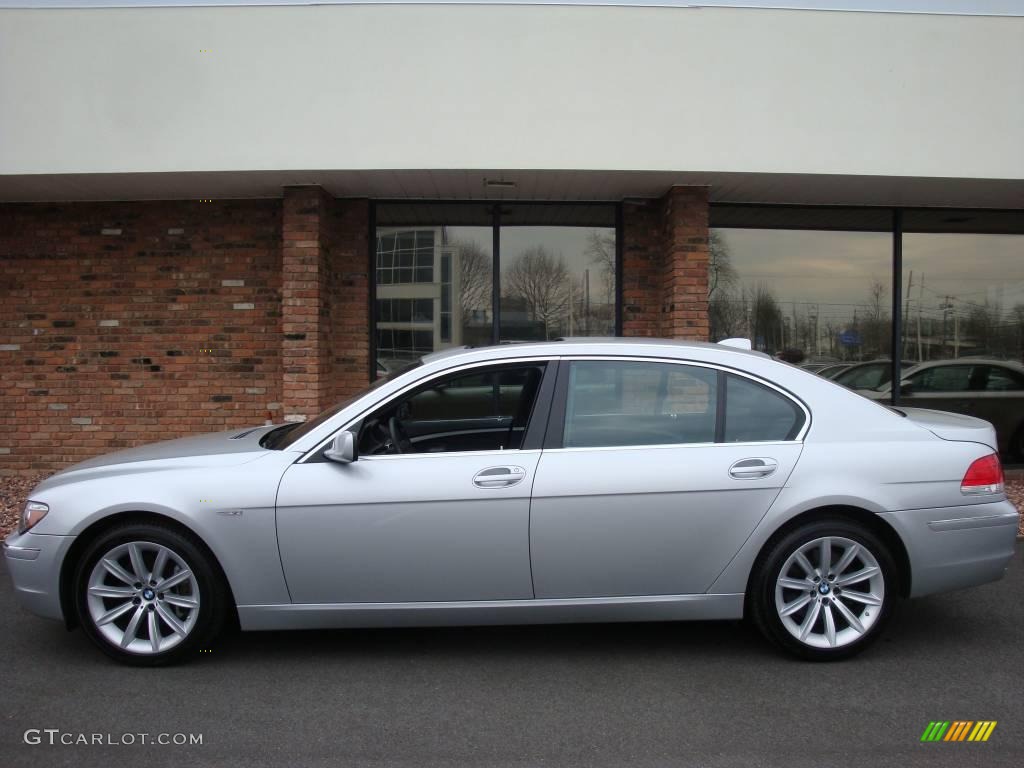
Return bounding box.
[74,522,228,666]
[749,519,897,661]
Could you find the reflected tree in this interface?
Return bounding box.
[503,246,570,338]
[451,239,492,314]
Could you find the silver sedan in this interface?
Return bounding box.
[4,338,1018,664]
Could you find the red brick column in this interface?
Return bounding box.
[621,186,709,340]
[660,186,710,340]
[281,187,333,421]
[621,200,663,337]
[281,188,371,422]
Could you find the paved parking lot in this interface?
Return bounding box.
[1,546,1021,768]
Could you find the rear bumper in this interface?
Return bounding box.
[879,500,1019,598]
[3,530,74,622]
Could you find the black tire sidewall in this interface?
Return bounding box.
[73,522,225,666]
[751,519,897,661]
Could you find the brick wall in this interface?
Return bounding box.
[324,198,371,405]
[660,186,710,340]
[281,187,333,420]
[0,200,283,472]
[622,186,710,340]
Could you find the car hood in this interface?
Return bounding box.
[35,424,284,491]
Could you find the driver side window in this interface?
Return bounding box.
[358,363,547,456]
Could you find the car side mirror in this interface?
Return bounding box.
[899,382,914,396]
[324,431,357,464]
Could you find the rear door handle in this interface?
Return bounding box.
[729,458,778,479]
[473,465,526,489]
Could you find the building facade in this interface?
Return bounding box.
[1,1,1023,472]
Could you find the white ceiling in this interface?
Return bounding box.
[1,169,1022,209]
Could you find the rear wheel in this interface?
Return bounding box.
[749,518,897,661]
[74,522,227,666]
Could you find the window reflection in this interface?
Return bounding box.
[709,226,892,367]
[374,225,493,370]
[901,230,1024,364]
[499,227,617,341]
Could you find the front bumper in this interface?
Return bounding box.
[3,530,74,621]
[879,499,1019,598]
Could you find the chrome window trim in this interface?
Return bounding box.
[298,355,557,462]
[557,354,812,445]
[357,449,542,463]
[543,439,802,455]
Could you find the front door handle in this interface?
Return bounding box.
[729,458,778,480]
[473,465,526,489]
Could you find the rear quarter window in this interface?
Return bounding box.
[724,375,804,442]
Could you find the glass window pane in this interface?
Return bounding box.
[902,226,1024,364]
[359,364,546,455]
[374,219,493,369]
[724,375,803,442]
[709,223,892,371]
[563,361,717,448]
[500,227,616,342]
[908,364,974,392]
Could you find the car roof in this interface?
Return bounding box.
[420,337,771,366]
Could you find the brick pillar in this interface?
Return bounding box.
[281,186,333,421]
[621,200,663,337]
[621,186,710,340]
[324,198,371,403]
[660,186,710,340]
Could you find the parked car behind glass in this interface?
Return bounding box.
[863,359,1024,461]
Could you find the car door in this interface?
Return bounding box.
[275,359,554,604]
[529,358,806,599]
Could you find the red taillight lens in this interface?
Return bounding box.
[961,453,1004,495]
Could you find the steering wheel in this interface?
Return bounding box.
[387,416,414,454]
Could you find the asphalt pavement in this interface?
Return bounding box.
[1,545,1022,768]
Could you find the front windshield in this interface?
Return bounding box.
[263,360,421,450]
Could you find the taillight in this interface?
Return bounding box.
[961,453,1004,495]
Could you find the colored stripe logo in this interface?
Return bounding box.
[921,721,997,742]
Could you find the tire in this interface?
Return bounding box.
[748,518,897,661]
[73,521,228,666]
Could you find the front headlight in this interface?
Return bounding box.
[18,501,49,535]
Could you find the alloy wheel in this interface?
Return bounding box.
[86,541,201,655]
[773,536,885,650]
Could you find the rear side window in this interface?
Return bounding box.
[908,365,973,393]
[983,366,1024,392]
[563,361,717,448]
[724,375,805,442]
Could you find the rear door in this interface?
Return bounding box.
[529,358,806,599]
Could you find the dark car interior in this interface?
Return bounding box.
[358,364,546,455]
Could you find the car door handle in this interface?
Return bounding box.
[473,466,527,489]
[729,458,778,479]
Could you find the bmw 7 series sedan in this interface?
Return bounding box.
[4,338,1018,664]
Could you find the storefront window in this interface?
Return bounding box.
[902,210,1024,365]
[374,203,617,369]
[709,208,892,368]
